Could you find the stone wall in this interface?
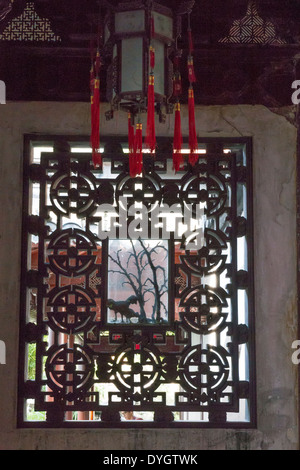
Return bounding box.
[0,102,298,450]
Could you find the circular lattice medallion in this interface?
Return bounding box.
[179,284,228,334]
[48,228,99,277]
[115,174,161,213]
[46,285,97,334]
[111,341,163,398]
[178,344,229,396]
[50,171,97,216]
[181,172,228,217]
[45,343,95,395]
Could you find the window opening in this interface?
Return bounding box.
[18,136,255,427]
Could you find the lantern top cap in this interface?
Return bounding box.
[115,0,173,17]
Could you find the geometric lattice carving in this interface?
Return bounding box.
[0,2,61,42]
[219,0,286,45]
[18,135,255,428]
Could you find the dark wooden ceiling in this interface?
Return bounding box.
[1,0,300,106]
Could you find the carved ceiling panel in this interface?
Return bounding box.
[0,0,299,105]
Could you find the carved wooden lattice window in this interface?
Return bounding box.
[18,135,255,428]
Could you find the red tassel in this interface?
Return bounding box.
[129,147,136,178]
[132,123,143,176]
[128,113,136,177]
[136,123,143,175]
[187,56,196,83]
[90,47,101,168]
[128,113,135,153]
[151,16,155,38]
[90,66,95,95]
[188,29,194,54]
[150,45,155,70]
[173,71,182,97]
[95,49,101,76]
[174,54,180,69]
[91,77,102,168]
[145,17,156,154]
[145,74,156,153]
[188,87,198,166]
[173,102,183,172]
[129,122,143,177]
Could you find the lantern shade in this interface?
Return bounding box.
[104,1,174,115]
[115,9,145,33]
[151,10,173,40]
[121,37,144,95]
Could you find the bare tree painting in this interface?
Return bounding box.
[107,239,168,324]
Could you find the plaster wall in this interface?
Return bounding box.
[0,102,298,450]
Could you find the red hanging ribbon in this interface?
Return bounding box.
[188,87,198,166]
[173,102,183,172]
[188,29,194,54]
[186,20,198,166]
[187,11,194,55]
[95,48,101,77]
[128,113,137,177]
[173,54,180,69]
[150,16,155,70]
[145,74,156,153]
[91,77,102,168]
[173,71,182,97]
[128,112,135,154]
[172,50,182,166]
[129,121,143,177]
[134,123,143,176]
[90,49,102,168]
[150,45,155,70]
[90,63,95,96]
[144,16,156,155]
[151,16,155,38]
[187,56,196,84]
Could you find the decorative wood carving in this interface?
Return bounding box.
[18,134,255,427]
[0,0,299,105]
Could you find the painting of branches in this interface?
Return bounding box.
[107,239,168,324]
